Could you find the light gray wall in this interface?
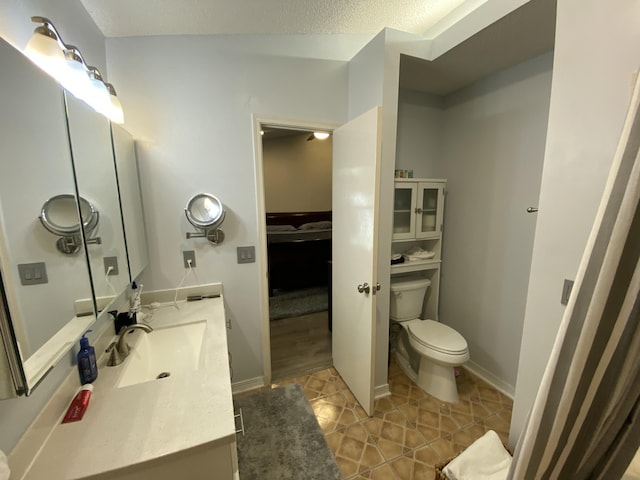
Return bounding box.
[510,0,640,445]
[106,35,350,383]
[395,89,444,177]
[439,52,553,393]
[394,52,553,395]
[0,0,106,454]
[262,133,332,213]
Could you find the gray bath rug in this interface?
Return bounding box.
[233,383,343,480]
[269,286,329,320]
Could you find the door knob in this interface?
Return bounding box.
[357,283,370,294]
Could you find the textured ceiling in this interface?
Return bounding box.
[79,0,468,37]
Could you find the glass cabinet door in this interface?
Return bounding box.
[416,182,444,238]
[393,183,416,239]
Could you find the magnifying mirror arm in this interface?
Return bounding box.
[186,227,224,245]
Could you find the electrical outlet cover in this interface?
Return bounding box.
[183,250,196,268]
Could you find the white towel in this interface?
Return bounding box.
[402,246,435,261]
[442,430,512,480]
[0,449,10,480]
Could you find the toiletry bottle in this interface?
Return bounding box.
[62,384,93,423]
[128,281,140,323]
[77,332,98,384]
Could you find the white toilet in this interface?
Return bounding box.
[390,277,469,403]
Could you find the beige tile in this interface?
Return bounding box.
[344,422,371,442]
[413,445,441,467]
[376,437,404,460]
[293,366,513,480]
[325,430,343,453]
[369,463,399,479]
[338,436,366,462]
[429,438,457,461]
[389,455,414,480]
[335,456,359,478]
[359,443,385,471]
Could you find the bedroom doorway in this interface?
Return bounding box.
[257,121,335,382]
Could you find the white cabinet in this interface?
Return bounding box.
[393,180,445,240]
[391,179,446,320]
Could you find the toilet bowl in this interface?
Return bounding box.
[390,277,469,403]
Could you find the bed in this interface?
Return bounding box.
[266,211,332,296]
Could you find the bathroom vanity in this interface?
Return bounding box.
[391,178,446,320]
[9,294,238,480]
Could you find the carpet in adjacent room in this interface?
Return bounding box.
[233,383,342,480]
[269,286,329,320]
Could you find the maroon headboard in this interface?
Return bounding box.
[266,211,332,228]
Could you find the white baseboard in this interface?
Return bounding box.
[464,361,514,399]
[375,383,391,399]
[232,376,265,394]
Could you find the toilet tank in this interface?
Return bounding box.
[390,278,431,321]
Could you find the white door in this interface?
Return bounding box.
[332,106,382,416]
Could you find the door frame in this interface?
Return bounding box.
[251,114,339,386]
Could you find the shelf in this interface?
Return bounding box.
[391,259,441,274]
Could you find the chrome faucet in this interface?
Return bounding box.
[107,323,153,366]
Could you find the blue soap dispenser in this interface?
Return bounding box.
[77,331,98,384]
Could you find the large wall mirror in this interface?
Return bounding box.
[0,37,148,398]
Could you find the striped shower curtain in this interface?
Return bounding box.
[508,75,640,478]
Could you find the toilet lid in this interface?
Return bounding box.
[408,320,468,355]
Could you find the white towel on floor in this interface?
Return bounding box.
[442,430,512,480]
[0,450,10,480]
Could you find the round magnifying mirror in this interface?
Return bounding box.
[185,193,225,229]
[40,194,99,236]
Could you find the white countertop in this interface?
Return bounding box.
[22,297,234,479]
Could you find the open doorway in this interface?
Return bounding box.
[258,123,334,382]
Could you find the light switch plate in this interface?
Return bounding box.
[18,262,48,285]
[183,250,196,268]
[104,256,119,276]
[237,246,255,264]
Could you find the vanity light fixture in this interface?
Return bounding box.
[24,16,124,124]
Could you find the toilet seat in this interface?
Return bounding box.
[406,319,468,355]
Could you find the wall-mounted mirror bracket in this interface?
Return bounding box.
[39,194,101,255]
[185,193,226,245]
[186,228,225,244]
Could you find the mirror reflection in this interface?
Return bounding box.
[111,125,148,281]
[39,194,101,255]
[65,93,129,311]
[0,38,95,395]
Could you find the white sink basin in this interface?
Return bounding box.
[116,320,207,388]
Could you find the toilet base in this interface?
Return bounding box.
[394,349,461,404]
[417,357,459,404]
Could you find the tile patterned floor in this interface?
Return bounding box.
[255,358,512,479]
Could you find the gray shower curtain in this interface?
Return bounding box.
[508,73,640,478]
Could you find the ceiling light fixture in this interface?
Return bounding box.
[24,16,124,124]
[313,131,330,140]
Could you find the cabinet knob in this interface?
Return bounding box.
[415,207,423,214]
[357,283,370,294]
